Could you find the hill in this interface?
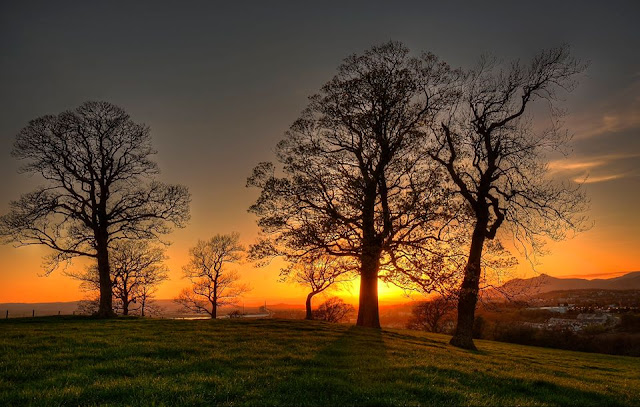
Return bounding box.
[1,318,638,406]
[495,271,640,298]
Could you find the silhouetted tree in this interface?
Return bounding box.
[313,297,355,323]
[407,296,456,333]
[248,42,458,328]
[68,241,168,316]
[286,255,354,320]
[76,297,99,316]
[175,233,250,318]
[429,46,589,349]
[0,101,190,317]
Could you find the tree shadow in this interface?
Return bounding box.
[262,325,628,406]
[264,325,465,406]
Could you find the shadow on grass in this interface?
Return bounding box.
[262,325,465,406]
[263,325,626,406]
[0,319,633,406]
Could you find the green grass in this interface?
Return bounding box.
[1,317,639,406]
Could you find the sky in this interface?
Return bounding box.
[0,1,639,305]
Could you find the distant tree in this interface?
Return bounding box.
[313,297,355,323]
[68,241,168,316]
[137,283,165,317]
[428,46,589,349]
[407,296,456,333]
[175,233,250,318]
[76,297,99,316]
[0,101,190,317]
[285,256,354,320]
[248,41,459,328]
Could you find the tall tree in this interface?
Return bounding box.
[175,233,250,318]
[429,46,589,349]
[69,240,169,316]
[248,42,457,328]
[0,101,190,317]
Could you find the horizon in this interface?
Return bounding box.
[2,270,638,306]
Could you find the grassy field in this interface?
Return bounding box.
[1,317,639,406]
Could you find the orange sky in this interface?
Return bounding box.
[1,169,638,305]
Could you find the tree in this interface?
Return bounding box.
[175,233,250,318]
[428,46,589,349]
[248,41,458,328]
[287,255,354,320]
[313,297,355,323]
[0,101,190,317]
[68,240,169,316]
[406,296,456,333]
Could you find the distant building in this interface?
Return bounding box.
[576,313,617,325]
[536,306,569,313]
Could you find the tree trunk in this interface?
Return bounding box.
[450,223,486,350]
[305,292,315,320]
[95,236,116,318]
[122,298,129,316]
[212,282,218,319]
[140,297,146,317]
[356,248,381,328]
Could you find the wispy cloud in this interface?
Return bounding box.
[548,159,605,172]
[569,79,640,140]
[576,173,626,184]
[574,111,640,140]
[549,153,640,184]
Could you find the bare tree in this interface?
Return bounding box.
[313,297,355,323]
[69,241,169,316]
[429,45,589,349]
[175,233,250,318]
[407,296,456,333]
[248,41,458,328]
[0,101,190,317]
[286,255,354,320]
[138,283,165,317]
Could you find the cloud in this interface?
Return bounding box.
[548,159,605,172]
[574,111,640,140]
[575,173,626,184]
[549,153,640,184]
[569,79,640,140]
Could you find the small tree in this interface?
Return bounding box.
[313,297,355,323]
[0,101,190,317]
[175,233,250,318]
[69,241,169,316]
[286,255,354,320]
[429,46,589,349]
[406,296,456,333]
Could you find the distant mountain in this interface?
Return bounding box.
[494,271,640,298]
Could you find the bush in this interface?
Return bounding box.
[489,322,640,356]
[312,297,354,323]
[618,313,640,333]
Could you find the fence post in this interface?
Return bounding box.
[32,309,35,317]
[58,311,61,316]
[5,310,7,319]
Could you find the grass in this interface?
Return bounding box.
[1,317,639,406]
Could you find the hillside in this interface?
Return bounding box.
[1,318,638,406]
[496,271,640,297]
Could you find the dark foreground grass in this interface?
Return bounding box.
[1,317,639,406]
